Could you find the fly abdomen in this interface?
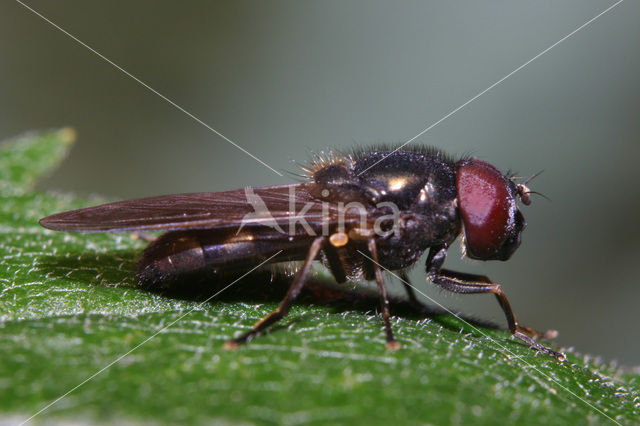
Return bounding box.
[137,229,312,289]
[137,231,208,289]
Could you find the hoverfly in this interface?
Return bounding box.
[40,146,564,359]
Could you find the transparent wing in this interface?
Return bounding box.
[40,184,358,233]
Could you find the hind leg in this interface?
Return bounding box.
[224,237,325,347]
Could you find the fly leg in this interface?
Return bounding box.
[366,239,400,350]
[224,237,325,348]
[438,268,557,340]
[426,247,565,360]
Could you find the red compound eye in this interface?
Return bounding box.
[456,159,524,260]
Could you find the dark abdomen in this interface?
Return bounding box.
[137,229,314,289]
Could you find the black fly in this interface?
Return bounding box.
[39,146,564,359]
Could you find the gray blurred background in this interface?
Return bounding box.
[1,1,638,365]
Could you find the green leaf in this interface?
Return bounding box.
[1,130,638,425]
[0,128,75,197]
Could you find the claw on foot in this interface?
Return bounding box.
[514,331,565,361]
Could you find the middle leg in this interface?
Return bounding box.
[366,239,400,350]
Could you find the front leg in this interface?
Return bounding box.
[425,247,565,360]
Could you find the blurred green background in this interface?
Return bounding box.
[1,0,638,366]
